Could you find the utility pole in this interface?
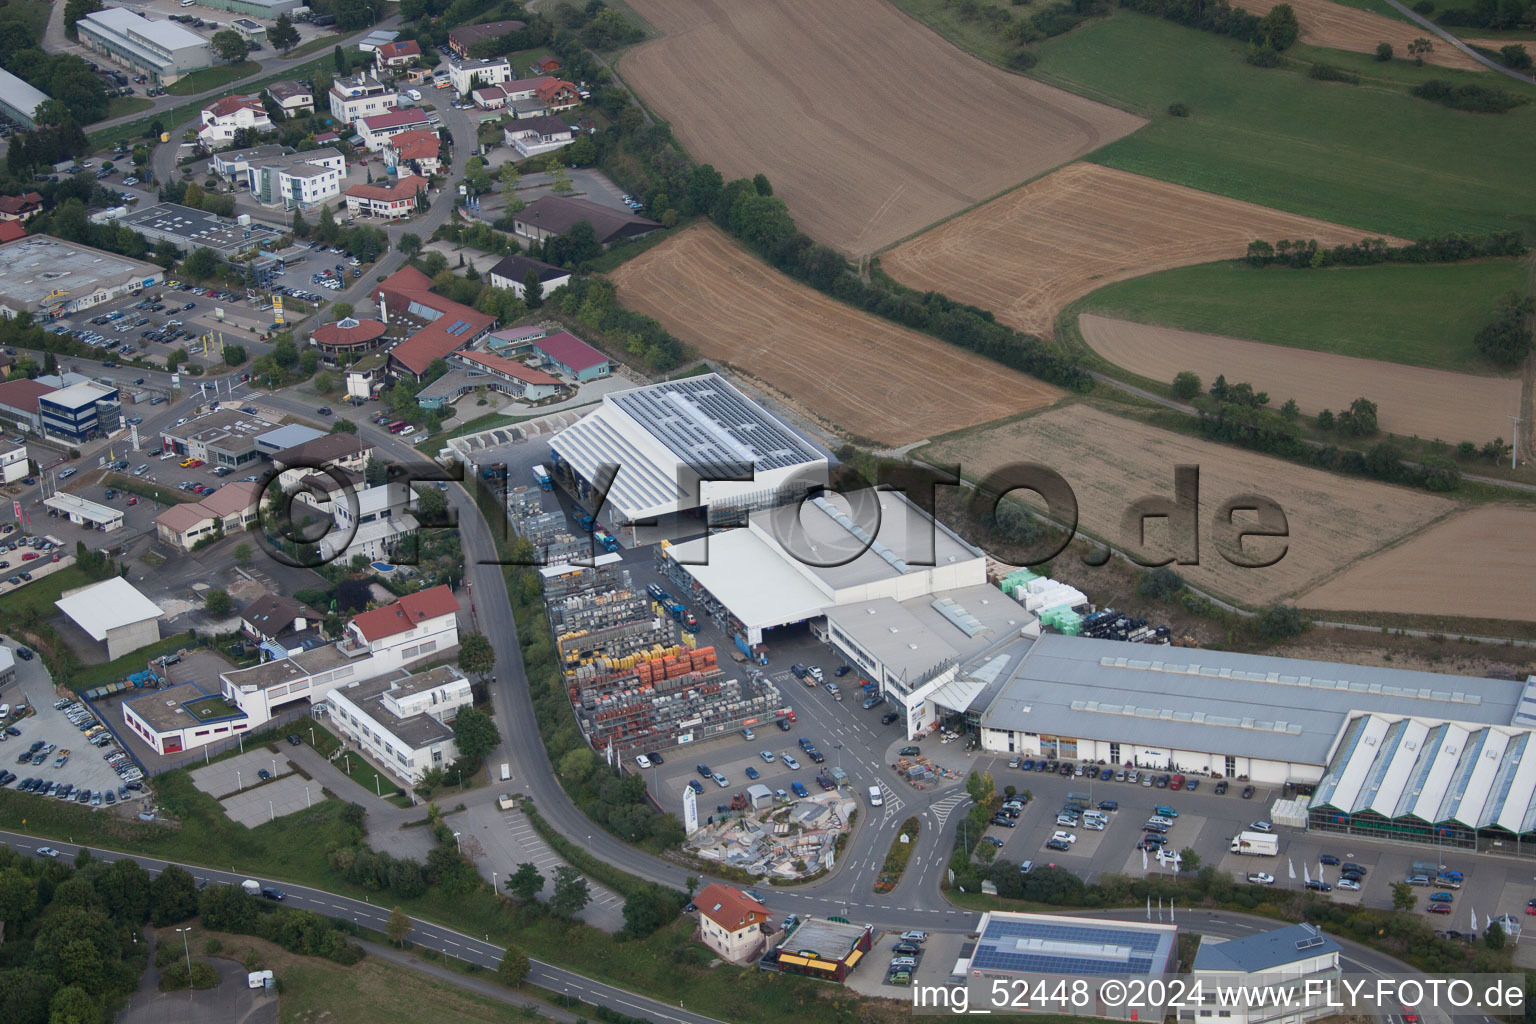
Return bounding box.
[1511,414,1522,469]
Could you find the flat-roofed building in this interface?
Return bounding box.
[764,916,872,983]
[448,56,512,95]
[40,380,120,442]
[159,408,275,467]
[123,681,250,755]
[0,68,49,129]
[55,577,163,660]
[1184,923,1342,1024]
[110,203,282,259]
[43,492,124,532]
[325,665,472,783]
[329,74,397,126]
[0,235,164,320]
[0,438,28,484]
[357,109,435,150]
[76,8,212,85]
[265,80,314,116]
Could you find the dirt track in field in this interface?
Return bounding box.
[881,164,1380,338]
[1243,0,1485,70]
[617,0,1144,256]
[1299,505,1536,622]
[607,224,1064,445]
[926,404,1456,605]
[1079,314,1521,442]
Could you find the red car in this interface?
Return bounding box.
[187,459,204,468]
[1426,904,1452,915]
[127,496,138,506]
[21,553,38,561]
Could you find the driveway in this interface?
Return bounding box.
[117,951,275,1024]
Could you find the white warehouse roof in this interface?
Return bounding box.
[55,577,163,639]
[549,373,826,522]
[665,527,827,633]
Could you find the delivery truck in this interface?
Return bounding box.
[1229,831,1279,856]
[532,464,552,490]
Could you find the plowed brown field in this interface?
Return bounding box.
[1079,314,1520,441]
[1243,0,1484,70]
[607,224,1063,445]
[882,164,1379,338]
[1299,506,1536,622]
[618,0,1144,256]
[926,405,1455,605]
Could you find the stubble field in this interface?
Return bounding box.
[608,224,1064,444]
[925,404,1457,605]
[1298,505,1536,622]
[1243,0,1485,70]
[618,0,1144,255]
[881,163,1378,337]
[1078,314,1521,442]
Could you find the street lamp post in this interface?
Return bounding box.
[453,831,462,854]
[176,926,192,980]
[235,769,241,790]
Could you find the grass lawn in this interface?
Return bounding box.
[1077,257,1532,371]
[0,565,95,621]
[104,96,154,120]
[285,34,357,59]
[11,0,51,40]
[71,632,200,691]
[1027,11,1536,239]
[166,61,262,97]
[106,473,202,505]
[303,716,413,807]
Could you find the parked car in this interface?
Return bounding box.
[781,754,800,770]
[1249,821,1273,832]
[1246,872,1275,884]
[1320,854,1340,865]
[1241,785,1256,799]
[1305,880,1332,892]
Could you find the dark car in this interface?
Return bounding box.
[1215,780,1228,794]
[1341,862,1368,875]
[1320,854,1340,866]
[1045,838,1071,851]
[1155,774,1170,788]
[807,750,825,763]
[1305,880,1332,892]
[645,751,664,764]
[777,718,792,731]
[316,407,332,416]
[881,712,900,725]
[1241,785,1256,799]
[686,779,703,794]
[257,769,271,780]
[16,647,32,661]
[261,888,285,901]
[834,666,851,676]
[1097,800,1119,811]
[287,735,302,746]
[696,764,712,778]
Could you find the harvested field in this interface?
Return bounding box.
[618,0,1144,255]
[926,404,1456,605]
[607,224,1063,445]
[882,163,1379,337]
[1245,0,1485,70]
[1078,314,1521,442]
[1299,506,1536,622]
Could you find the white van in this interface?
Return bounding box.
[407,89,423,101]
[868,786,883,807]
[181,0,197,6]
[499,763,511,782]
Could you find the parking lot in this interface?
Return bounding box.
[0,640,149,807]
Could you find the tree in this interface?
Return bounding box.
[752,172,774,196]
[269,14,300,54]
[1408,37,1434,64]
[965,770,996,806]
[1255,603,1306,641]
[0,866,37,944]
[621,884,681,938]
[1486,921,1506,950]
[364,456,389,487]
[148,865,198,926]
[568,134,597,166]
[334,44,349,75]
[233,543,253,565]
[452,707,501,762]
[1390,881,1417,911]
[1279,398,1300,421]
[522,268,544,308]
[1375,41,1394,60]
[166,348,190,373]
[181,246,220,279]
[498,944,530,986]
[204,589,232,616]
[152,240,181,269]
[1178,847,1202,873]
[63,0,103,41]
[47,986,100,1024]
[1138,567,1184,600]
[1501,44,1533,70]
[386,905,412,946]
[1474,292,1534,367]
[458,631,495,680]
[1336,396,1379,437]
[1258,4,1300,49]
[544,220,601,267]
[399,233,423,258]
[316,205,340,243]
[328,414,355,432]
[548,866,590,919]
[332,302,355,320]
[1315,408,1335,432]
[1171,371,1201,400]
[507,862,544,902]
[211,30,249,63]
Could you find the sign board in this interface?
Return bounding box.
[682,785,698,835]
[170,374,181,387]
[215,307,225,321]
[272,295,284,325]
[12,501,20,520]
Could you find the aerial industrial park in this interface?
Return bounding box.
[0,0,1531,1021]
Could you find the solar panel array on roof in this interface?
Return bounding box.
[611,374,819,476]
[971,919,1167,977]
[1294,935,1326,951]
[447,319,471,336]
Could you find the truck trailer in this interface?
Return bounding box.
[532,464,552,490]
[1229,831,1279,856]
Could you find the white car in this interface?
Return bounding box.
[781,754,800,770]
[1246,872,1276,885]
[1336,878,1362,891]
[1050,830,1077,845]
[36,846,60,858]
[1148,816,1174,828]
[759,751,775,763]
[1156,849,1183,867]
[711,772,729,788]
[1083,819,1105,831]
[634,754,651,769]
[1249,821,1273,832]
[0,703,9,717]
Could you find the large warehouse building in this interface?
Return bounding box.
[0,68,49,129]
[76,8,212,86]
[0,236,163,320]
[548,373,828,534]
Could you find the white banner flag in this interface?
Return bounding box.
[1288,858,1296,881]
[1304,864,1311,885]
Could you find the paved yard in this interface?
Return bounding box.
[220,774,325,827]
[191,749,295,799]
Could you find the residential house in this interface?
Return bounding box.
[265,80,314,116]
[470,85,507,110]
[447,19,525,58]
[536,78,581,112]
[240,590,326,658]
[198,94,271,146]
[0,192,44,222]
[511,195,661,247]
[328,74,398,126]
[382,129,442,176]
[326,666,474,784]
[152,479,265,550]
[357,108,434,150]
[0,438,29,484]
[338,584,461,671]
[447,56,512,96]
[487,253,570,301]
[504,115,574,159]
[272,431,374,482]
[529,55,562,74]
[695,885,769,964]
[344,175,427,220]
[374,39,421,72]
[0,222,24,244]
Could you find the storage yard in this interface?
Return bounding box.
[1241,0,1485,70]
[1078,314,1520,443]
[1298,505,1536,624]
[925,404,1456,606]
[880,163,1384,337]
[608,224,1063,444]
[618,0,1144,255]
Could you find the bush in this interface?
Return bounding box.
[1171,370,1201,399]
[1410,80,1527,113]
[159,960,221,991]
[1375,42,1393,61]
[1167,101,1190,116]
[1307,63,1359,84]
[1246,44,1282,67]
[1500,44,1532,71]
[1255,604,1306,641]
[1412,0,1434,10]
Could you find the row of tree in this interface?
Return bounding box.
[1243,232,1526,269]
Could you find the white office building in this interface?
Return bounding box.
[447,56,512,96]
[328,74,398,126]
[1184,924,1342,1024]
[76,8,212,85]
[326,666,473,784]
[244,148,347,210]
